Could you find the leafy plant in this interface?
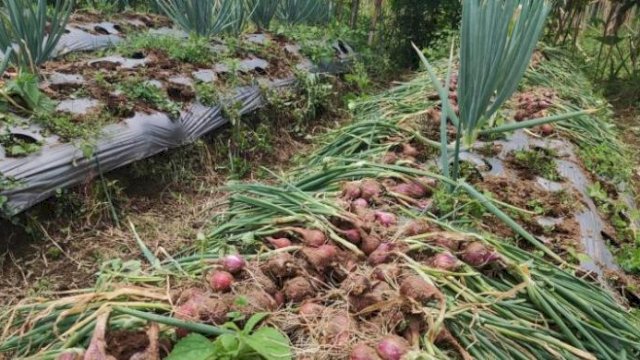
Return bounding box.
[0,71,55,114]
[578,143,633,183]
[278,0,333,25]
[345,61,371,92]
[291,71,333,125]
[456,0,550,143]
[195,81,219,107]
[385,0,462,68]
[248,0,280,30]
[275,25,335,62]
[166,313,292,360]
[225,0,251,36]
[510,148,562,181]
[119,80,181,118]
[0,0,74,71]
[0,174,19,211]
[35,111,105,142]
[154,0,247,37]
[118,33,214,65]
[118,33,213,65]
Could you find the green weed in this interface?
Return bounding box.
[260,72,333,137]
[28,278,54,296]
[119,79,181,118]
[223,37,274,59]
[619,243,640,274]
[345,61,371,92]
[432,184,486,223]
[0,72,55,114]
[588,181,639,258]
[275,25,336,63]
[118,33,213,65]
[167,313,290,360]
[34,112,106,145]
[194,81,219,107]
[578,143,632,184]
[526,199,547,215]
[220,59,243,88]
[510,148,562,181]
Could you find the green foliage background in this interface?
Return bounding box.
[384,0,461,68]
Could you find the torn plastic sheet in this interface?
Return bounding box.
[0,79,295,215]
[55,27,122,56]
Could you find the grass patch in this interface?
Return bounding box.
[509,148,562,181]
[578,143,633,184]
[118,78,181,118]
[117,33,214,65]
[588,181,640,273]
[276,24,338,63]
[194,81,218,107]
[523,49,633,184]
[619,243,640,274]
[35,112,106,142]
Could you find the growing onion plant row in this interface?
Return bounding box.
[0,0,73,72]
[154,0,333,36]
[0,0,333,76]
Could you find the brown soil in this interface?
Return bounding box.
[478,175,583,256]
[480,176,579,218]
[504,148,564,182]
[106,330,149,359]
[40,41,298,119]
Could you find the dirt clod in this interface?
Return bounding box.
[283,277,315,303]
[262,253,300,279]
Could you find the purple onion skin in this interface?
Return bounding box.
[223,255,246,274]
[268,237,293,249]
[350,344,382,360]
[461,242,500,267]
[368,243,393,265]
[294,228,326,247]
[210,271,234,292]
[374,211,397,227]
[361,180,382,200]
[56,352,82,360]
[352,198,369,209]
[429,252,460,271]
[343,182,362,200]
[392,182,427,199]
[343,229,362,244]
[376,336,409,360]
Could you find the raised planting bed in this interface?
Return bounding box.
[0,11,355,216]
[2,49,640,360]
